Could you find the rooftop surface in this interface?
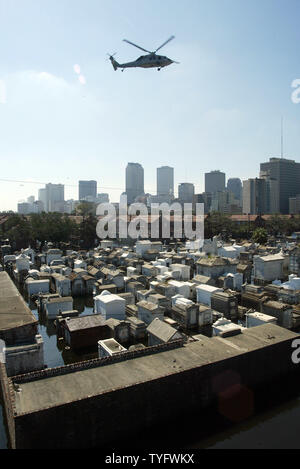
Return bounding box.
[196,284,221,292]
[256,254,285,262]
[64,314,106,331]
[95,292,125,303]
[12,323,297,416]
[0,272,37,331]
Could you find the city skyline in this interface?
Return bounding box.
[1,0,300,211]
[14,155,300,216]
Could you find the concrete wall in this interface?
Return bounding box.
[26,280,49,296]
[138,306,164,325]
[0,363,15,448]
[46,300,73,320]
[254,258,284,282]
[55,279,71,297]
[5,335,44,377]
[0,324,38,348]
[10,330,299,449]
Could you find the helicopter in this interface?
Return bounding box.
[109,35,179,72]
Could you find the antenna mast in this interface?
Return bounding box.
[281,116,284,159]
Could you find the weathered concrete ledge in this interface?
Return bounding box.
[0,272,38,345]
[1,323,299,448]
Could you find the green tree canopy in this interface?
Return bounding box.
[252,227,268,244]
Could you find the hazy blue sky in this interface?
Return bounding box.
[0,0,300,210]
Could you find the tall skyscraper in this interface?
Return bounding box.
[260,171,279,214]
[227,178,242,204]
[42,183,65,212]
[79,180,97,201]
[205,170,226,193]
[157,166,174,199]
[242,178,267,215]
[38,188,47,212]
[178,183,195,204]
[126,163,144,204]
[260,158,300,214]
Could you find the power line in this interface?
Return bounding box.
[0,177,205,193]
[0,178,130,191]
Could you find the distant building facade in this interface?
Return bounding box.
[227,178,242,205]
[243,175,280,215]
[18,201,44,214]
[96,193,110,204]
[126,163,144,204]
[260,158,300,214]
[79,181,97,201]
[243,178,267,215]
[178,183,195,204]
[38,188,47,212]
[205,170,226,193]
[210,190,241,214]
[289,195,300,215]
[38,184,65,213]
[157,166,174,201]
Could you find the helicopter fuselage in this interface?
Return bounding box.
[109,36,178,71]
[116,54,173,70]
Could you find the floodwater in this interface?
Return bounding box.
[196,397,300,449]
[31,296,99,368]
[1,293,300,449]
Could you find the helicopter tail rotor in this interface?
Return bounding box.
[107,53,119,71]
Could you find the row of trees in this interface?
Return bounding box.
[205,212,300,241]
[2,211,300,251]
[0,213,98,250]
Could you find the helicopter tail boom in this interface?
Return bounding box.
[109,56,119,71]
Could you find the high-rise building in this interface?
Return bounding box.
[289,195,300,214]
[157,166,174,200]
[194,193,212,214]
[260,171,279,214]
[126,163,144,204]
[205,170,226,193]
[260,158,300,214]
[178,183,195,204]
[227,178,242,204]
[38,188,47,212]
[18,200,43,214]
[27,195,35,204]
[64,199,78,214]
[210,191,242,214]
[17,202,31,215]
[96,193,110,204]
[79,180,97,201]
[242,178,268,215]
[44,183,65,212]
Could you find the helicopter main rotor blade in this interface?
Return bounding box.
[154,35,175,53]
[123,39,152,54]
